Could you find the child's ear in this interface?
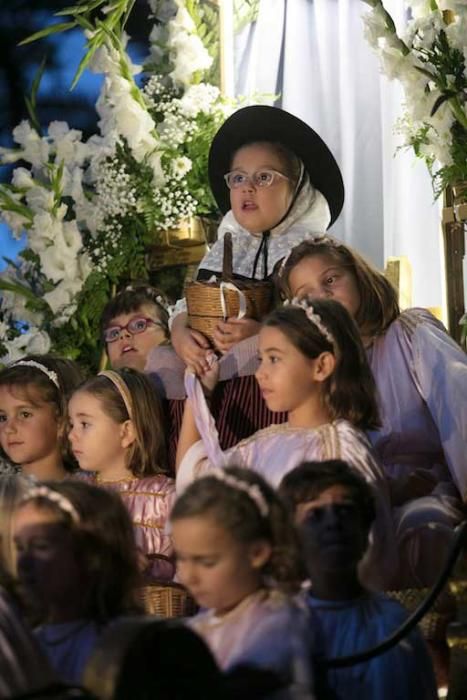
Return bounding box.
[311,351,336,383]
[248,539,273,571]
[120,420,137,449]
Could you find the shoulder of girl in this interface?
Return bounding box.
[394,307,446,337]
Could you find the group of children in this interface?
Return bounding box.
[0,104,466,699]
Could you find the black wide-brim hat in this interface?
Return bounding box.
[208,105,344,227]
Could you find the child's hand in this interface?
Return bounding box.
[199,351,220,395]
[213,317,261,353]
[172,324,212,375]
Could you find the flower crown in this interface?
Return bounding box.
[210,469,269,517]
[124,285,167,311]
[278,234,340,278]
[13,360,60,389]
[21,485,80,524]
[285,297,335,347]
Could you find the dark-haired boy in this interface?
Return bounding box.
[280,459,437,700]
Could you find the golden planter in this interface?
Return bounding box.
[146,216,218,269]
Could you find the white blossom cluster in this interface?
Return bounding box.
[91,40,164,185]
[148,0,213,87]
[153,177,197,229]
[362,0,467,171]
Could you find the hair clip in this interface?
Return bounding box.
[13,360,60,389]
[210,469,269,517]
[289,297,335,347]
[21,485,80,524]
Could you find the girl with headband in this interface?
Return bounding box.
[0,355,85,480]
[68,367,175,581]
[12,479,141,684]
[171,466,314,698]
[280,235,467,587]
[176,298,397,591]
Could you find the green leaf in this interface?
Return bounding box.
[0,279,41,305]
[70,47,98,90]
[18,21,76,46]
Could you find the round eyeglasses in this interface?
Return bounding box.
[224,169,290,190]
[103,317,164,343]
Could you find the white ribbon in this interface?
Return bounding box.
[219,282,247,321]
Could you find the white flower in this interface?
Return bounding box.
[171,156,192,178]
[179,84,220,117]
[0,147,24,164]
[170,34,212,86]
[12,121,49,168]
[25,186,55,213]
[1,328,50,363]
[0,209,29,238]
[12,167,35,189]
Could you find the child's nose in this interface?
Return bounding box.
[4,418,17,434]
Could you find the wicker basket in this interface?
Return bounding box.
[386,587,456,641]
[186,232,274,344]
[137,580,198,618]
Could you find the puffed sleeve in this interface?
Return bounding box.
[410,310,467,498]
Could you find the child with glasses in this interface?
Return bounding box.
[148,105,345,454]
[101,284,170,372]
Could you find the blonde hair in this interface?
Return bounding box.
[73,368,168,477]
[0,474,28,574]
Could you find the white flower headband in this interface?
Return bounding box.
[13,360,60,389]
[278,234,340,278]
[210,469,269,517]
[285,297,335,347]
[124,285,167,311]
[21,485,80,524]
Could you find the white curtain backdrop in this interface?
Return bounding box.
[234,0,444,309]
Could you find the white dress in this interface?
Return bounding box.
[177,372,398,591]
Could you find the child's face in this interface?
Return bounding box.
[0,385,61,473]
[13,501,85,620]
[295,485,367,575]
[105,303,167,371]
[256,326,326,416]
[288,253,361,320]
[229,143,294,233]
[172,514,269,615]
[68,391,133,477]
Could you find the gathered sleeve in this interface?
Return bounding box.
[407,311,467,498]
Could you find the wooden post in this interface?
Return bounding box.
[442,184,466,344]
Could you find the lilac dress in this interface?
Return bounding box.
[366,309,466,583]
[187,588,314,699]
[177,373,398,591]
[80,473,176,580]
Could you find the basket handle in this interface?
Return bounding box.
[222,231,234,281]
[220,282,247,321]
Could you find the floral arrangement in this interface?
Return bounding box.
[0,0,246,370]
[362,0,467,197]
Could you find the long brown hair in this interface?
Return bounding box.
[16,480,142,622]
[74,368,168,477]
[0,355,85,471]
[263,299,381,430]
[280,236,400,338]
[171,466,304,592]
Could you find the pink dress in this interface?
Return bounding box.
[177,373,398,591]
[187,588,314,699]
[366,309,466,585]
[80,473,176,580]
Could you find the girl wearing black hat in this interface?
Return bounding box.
[154,106,344,453]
